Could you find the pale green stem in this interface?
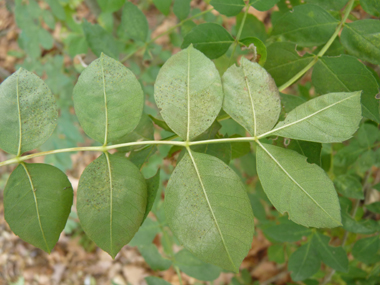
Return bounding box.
[278,0,355,92]
[228,3,250,66]
[120,8,214,62]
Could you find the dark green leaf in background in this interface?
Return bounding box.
[181,23,234,59]
[272,4,339,47]
[77,153,147,258]
[250,0,280,11]
[288,239,320,281]
[82,20,120,59]
[360,0,380,17]
[352,236,380,265]
[4,163,73,252]
[142,170,160,223]
[149,115,174,133]
[73,53,144,144]
[165,151,254,272]
[263,221,312,242]
[173,0,191,20]
[236,13,267,42]
[97,0,125,13]
[0,68,57,155]
[138,244,172,271]
[340,20,380,66]
[304,0,349,10]
[145,277,172,285]
[334,175,364,199]
[265,42,314,87]
[211,0,245,17]
[285,140,322,166]
[119,2,149,42]
[153,0,172,16]
[312,55,380,123]
[174,249,222,281]
[280,93,307,113]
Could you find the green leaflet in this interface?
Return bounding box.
[173,0,191,20]
[210,0,245,16]
[119,2,149,42]
[239,37,267,66]
[4,163,73,252]
[145,277,171,285]
[73,53,144,144]
[138,244,172,271]
[270,92,362,143]
[236,13,267,42]
[222,57,281,137]
[142,169,160,223]
[0,68,57,155]
[304,0,349,10]
[256,143,341,228]
[264,42,314,87]
[312,55,380,123]
[77,153,147,258]
[334,174,364,199]
[96,0,124,13]
[154,46,223,141]
[263,221,312,242]
[271,4,339,47]
[288,239,320,281]
[352,236,380,265]
[181,23,234,59]
[250,0,280,11]
[153,0,172,15]
[341,20,380,66]
[174,249,222,281]
[165,151,254,272]
[82,20,120,59]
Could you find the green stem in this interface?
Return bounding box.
[228,3,250,66]
[278,0,355,92]
[120,8,214,62]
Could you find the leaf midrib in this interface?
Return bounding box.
[187,150,237,271]
[186,48,191,141]
[257,142,341,225]
[21,163,50,252]
[101,55,109,145]
[104,152,114,256]
[16,69,22,156]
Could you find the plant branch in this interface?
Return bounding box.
[278,0,355,92]
[228,2,250,65]
[120,8,214,62]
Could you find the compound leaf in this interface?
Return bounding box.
[256,143,341,228]
[210,0,245,16]
[312,55,380,123]
[73,53,144,144]
[154,46,223,140]
[271,92,362,143]
[272,4,339,47]
[4,163,73,252]
[341,20,380,65]
[181,23,234,59]
[222,57,281,137]
[0,68,57,155]
[77,153,147,258]
[165,151,254,272]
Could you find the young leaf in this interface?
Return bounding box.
[210,0,245,17]
[0,68,57,155]
[256,143,342,228]
[341,20,380,65]
[360,0,380,17]
[174,249,222,281]
[119,2,149,42]
[265,42,314,86]
[288,239,320,281]
[4,163,73,252]
[82,20,120,59]
[73,53,144,144]
[312,55,380,123]
[250,0,280,11]
[239,37,267,66]
[165,151,254,272]
[271,4,339,47]
[222,57,281,137]
[313,233,348,272]
[181,23,234,59]
[154,46,223,141]
[270,92,362,143]
[142,170,160,223]
[77,153,147,258]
